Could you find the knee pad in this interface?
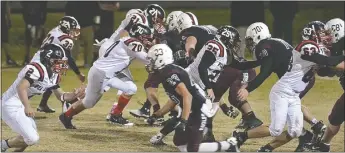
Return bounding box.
[269,126,284,137]
[24,133,39,146]
[176,145,187,152]
[123,82,137,95]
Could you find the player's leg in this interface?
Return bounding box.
[106,77,136,126]
[1,100,39,151]
[307,93,344,152]
[232,89,288,148]
[59,67,105,129]
[36,89,55,113]
[130,73,161,120]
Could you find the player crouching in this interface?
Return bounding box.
[1,44,85,152]
[145,44,239,152]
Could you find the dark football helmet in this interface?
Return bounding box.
[129,23,155,50]
[216,25,241,52]
[302,21,332,47]
[144,4,166,35]
[58,16,80,39]
[40,43,69,75]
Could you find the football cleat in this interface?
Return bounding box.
[144,116,165,126]
[257,146,273,152]
[150,133,167,145]
[108,114,134,127]
[129,109,150,119]
[59,113,76,129]
[226,137,240,152]
[37,105,56,113]
[295,130,313,152]
[303,142,330,152]
[311,121,327,143]
[232,130,246,148]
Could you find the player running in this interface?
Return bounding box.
[33,16,85,113]
[1,44,85,152]
[59,23,154,128]
[145,44,239,152]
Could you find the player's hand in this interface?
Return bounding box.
[146,114,159,125]
[237,88,249,101]
[73,84,86,100]
[206,88,215,102]
[25,106,35,117]
[174,119,187,133]
[77,73,86,82]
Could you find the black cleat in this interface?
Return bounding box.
[311,121,327,143]
[59,113,76,129]
[257,146,273,152]
[37,105,56,113]
[232,130,246,148]
[303,142,330,152]
[109,114,134,127]
[295,130,313,152]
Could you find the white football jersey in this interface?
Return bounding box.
[279,40,328,93]
[1,62,60,106]
[93,37,150,78]
[109,13,149,42]
[186,39,228,90]
[31,27,74,62]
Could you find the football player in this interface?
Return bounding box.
[1,44,85,152]
[129,10,184,121]
[145,44,239,152]
[33,16,85,113]
[59,23,153,128]
[257,21,331,152]
[303,18,344,152]
[233,21,344,149]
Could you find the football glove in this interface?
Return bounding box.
[174,119,187,133]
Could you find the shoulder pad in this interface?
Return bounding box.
[124,38,145,52]
[59,36,74,51]
[25,62,45,81]
[296,40,320,56]
[205,39,225,57]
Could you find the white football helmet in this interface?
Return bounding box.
[147,44,174,72]
[245,22,271,51]
[126,9,144,19]
[165,11,184,31]
[325,18,344,43]
[176,12,198,33]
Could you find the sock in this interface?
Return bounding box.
[112,95,130,115]
[198,141,230,151]
[311,118,318,125]
[239,131,248,142]
[64,107,75,118]
[1,139,10,149]
[140,99,151,112]
[153,104,160,113]
[244,111,256,120]
[39,89,52,107]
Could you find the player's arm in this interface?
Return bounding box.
[229,58,261,70]
[246,56,274,92]
[153,99,177,117]
[185,36,197,56]
[198,44,217,90]
[60,37,82,76]
[175,82,192,121]
[17,79,31,109]
[51,85,86,103]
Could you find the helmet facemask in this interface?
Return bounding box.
[139,34,155,51]
[69,25,81,40]
[245,36,256,53]
[50,58,69,75]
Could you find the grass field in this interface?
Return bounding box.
[1,8,344,152]
[1,61,344,152]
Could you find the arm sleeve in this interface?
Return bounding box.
[65,49,81,75]
[229,59,261,70]
[246,57,274,92]
[198,51,216,89]
[301,54,344,67]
